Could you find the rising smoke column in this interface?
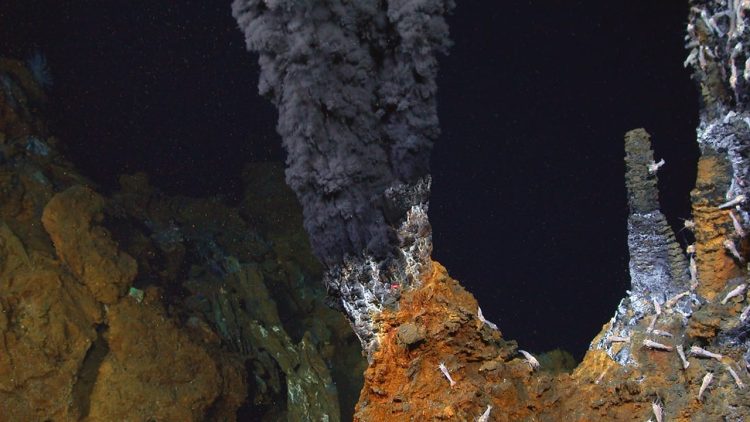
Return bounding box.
[232,0,453,353]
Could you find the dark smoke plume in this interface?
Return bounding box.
[232,0,453,268]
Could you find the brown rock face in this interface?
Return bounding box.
[85,298,244,421]
[42,185,137,304]
[355,260,750,421]
[0,189,246,421]
[691,154,742,300]
[0,225,101,420]
[0,53,368,419]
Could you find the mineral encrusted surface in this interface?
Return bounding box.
[591,129,694,367]
[0,58,365,421]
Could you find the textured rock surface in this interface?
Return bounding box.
[85,298,244,422]
[112,168,365,419]
[0,57,365,421]
[42,185,137,304]
[591,129,694,367]
[0,226,101,420]
[691,153,741,300]
[356,259,750,421]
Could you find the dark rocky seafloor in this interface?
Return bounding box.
[0,57,366,421]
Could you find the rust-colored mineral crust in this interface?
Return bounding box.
[355,260,750,421]
[691,154,743,300]
[355,261,530,421]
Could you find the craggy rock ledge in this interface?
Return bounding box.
[0,57,365,421]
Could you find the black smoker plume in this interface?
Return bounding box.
[233,0,453,353]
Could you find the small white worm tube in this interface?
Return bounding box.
[721,283,747,304]
[708,11,726,36]
[438,362,456,387]
[719,194,746,209]
[689,255,699,290]
[698,372,713,401]
[698,8,712,29]
[740,303,750,321]
[519,350,540,371]
[477,306,498,331]
[690,345,723,361]
[676,344,690,369]
[684,48,699,68]
[724,239,744,262]
[699,46,708,70]
[651,329,673,338]
[607,335,630,344]
[652,400,663,422]
[729,211,747,237]
[643,339,673,352]
[726,363,746,389]
[476,405,492,422]
[595,371,606,385]
[648,159,665,174]
[666,291,690,308]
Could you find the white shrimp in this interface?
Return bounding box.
[518,350,540,371]
[438,362,456,387]
[698,372,713,401]
[643,339,673,352]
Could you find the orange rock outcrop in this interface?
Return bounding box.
[356,258,750,421]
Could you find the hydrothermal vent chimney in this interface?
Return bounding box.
[232,0,454,353]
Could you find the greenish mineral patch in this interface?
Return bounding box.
[127,287,144,304]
